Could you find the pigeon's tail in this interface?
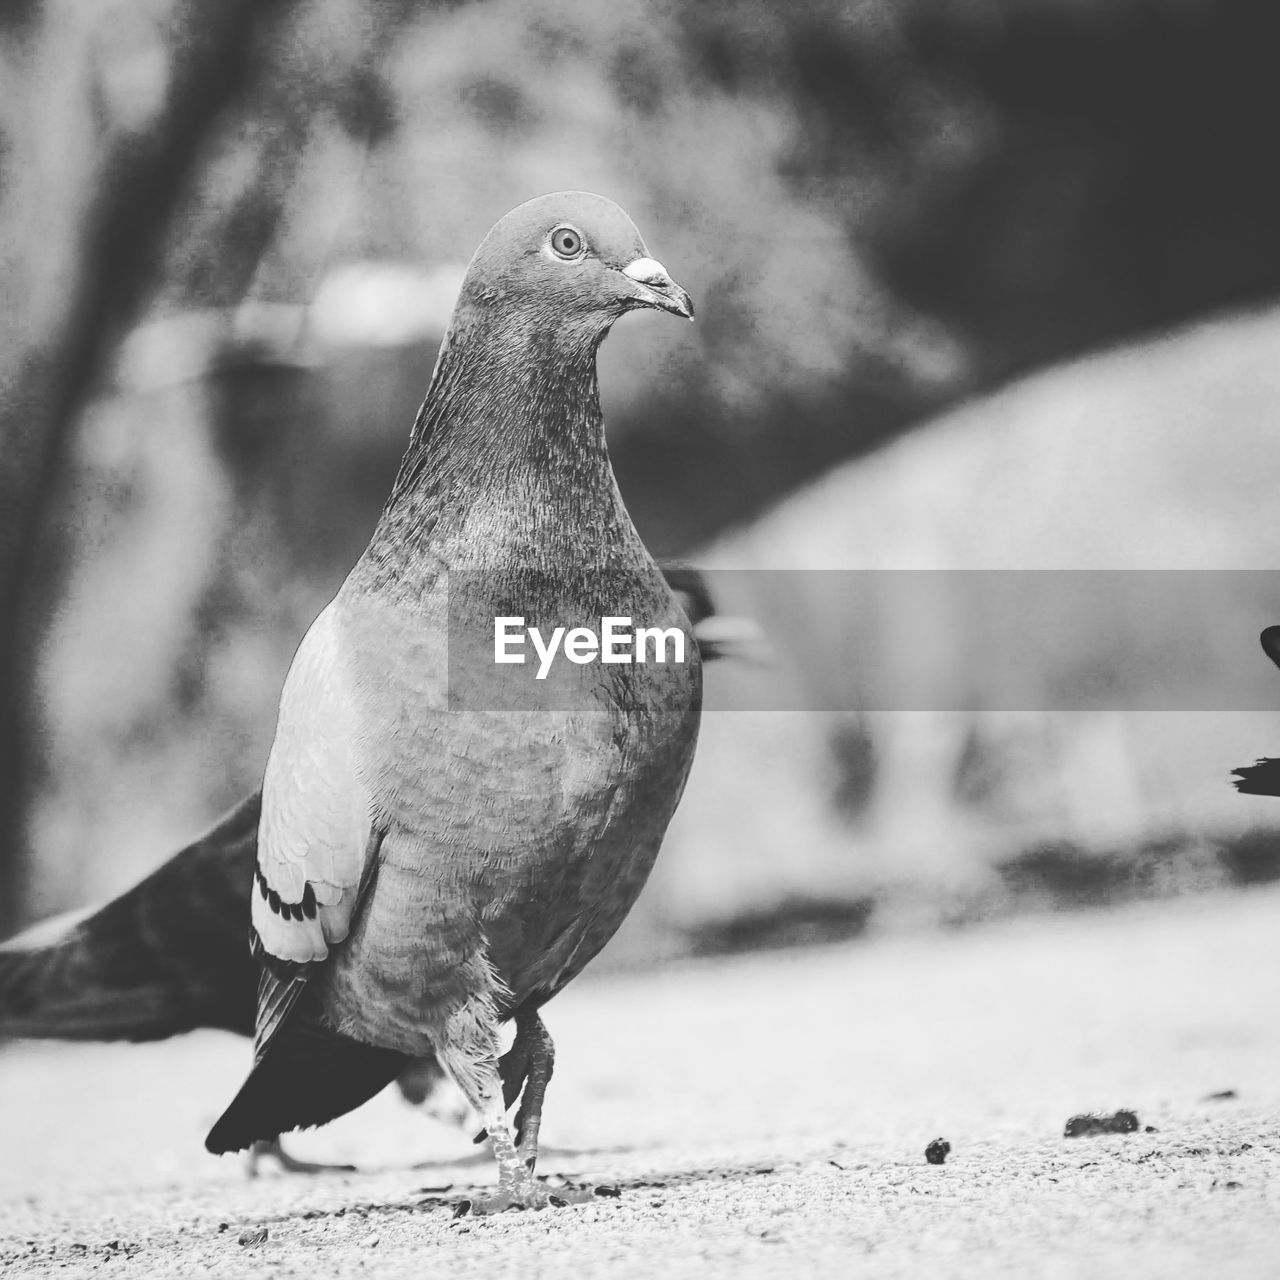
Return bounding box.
[206,1012,408,1153]
[0,793,262,1041]
[1232,759,1280,796]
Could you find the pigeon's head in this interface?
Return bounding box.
[457,191,694,340]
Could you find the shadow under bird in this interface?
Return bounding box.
[3,193,704,1212]
[1232,625,1280,796]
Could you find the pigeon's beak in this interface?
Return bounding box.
[621,257,695,321]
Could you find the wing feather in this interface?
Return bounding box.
[252,604,374,967]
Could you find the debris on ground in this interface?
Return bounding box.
[4,891,1279,1277]
[1063,1110,1140,1138]
[237,1226,269,1247]
[1202,1089,1238,1101]
[924,1139,951,1165]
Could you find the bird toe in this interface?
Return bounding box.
[452,1178,598,1216]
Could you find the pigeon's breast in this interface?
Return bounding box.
[318,590,701,1054]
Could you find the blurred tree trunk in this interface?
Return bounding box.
[0,1,301,935]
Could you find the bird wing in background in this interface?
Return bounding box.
[0,793,260,1041]
[1231,758,1280,795]
[1260,625,1280,672]
[662,564,766,663]
[1230,626,1280,795]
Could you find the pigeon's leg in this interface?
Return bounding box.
[472,1008,556,1168]
[507,1010,555,1170]
[438,998,585,1214]
[245,1137,355,1177]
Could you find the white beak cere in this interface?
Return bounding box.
[621,257,695,320]
[623,257,674,286]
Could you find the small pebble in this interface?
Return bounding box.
[237,1227,269,1248]
[925,1138,951,1165]
[1063,1110,1139,1138]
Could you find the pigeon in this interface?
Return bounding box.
[1232,625,1280,795]
[185,191,701,1212]
[0,568,738,1174]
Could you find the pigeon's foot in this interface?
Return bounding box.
[245,1137,356,1178]
[454,1177,596,1216]
[440,1002,577,1214]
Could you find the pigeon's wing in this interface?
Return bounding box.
[251,603,378,1057]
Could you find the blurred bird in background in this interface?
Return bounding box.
[1231,627,1280,797]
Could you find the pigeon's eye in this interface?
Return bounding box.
[550,226,585,259]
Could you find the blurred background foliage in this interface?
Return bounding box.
[4,0,1280,953]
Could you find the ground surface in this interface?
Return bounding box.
[1,888,1278,1279]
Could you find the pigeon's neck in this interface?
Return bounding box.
[366,315,641,579]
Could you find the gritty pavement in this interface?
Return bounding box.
[1,887,1278,1279]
